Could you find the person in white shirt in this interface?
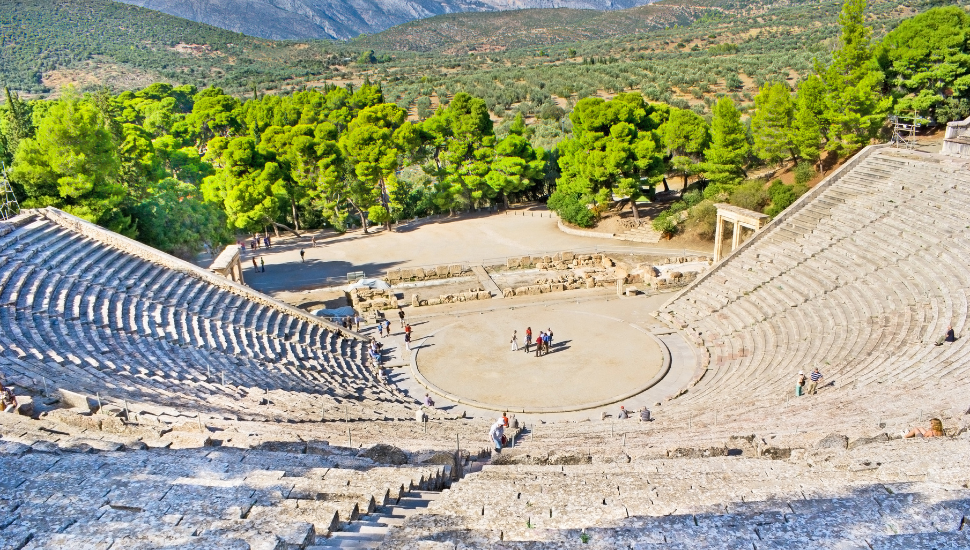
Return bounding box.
[489,419,505,453]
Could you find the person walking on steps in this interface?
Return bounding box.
[547,328,554,350]
[489,418,506,453]
[795,371,806,397]
[354,314,361,332]
[260,257,265,272]
[404,330,411,351]
[398,307,406,328]
[808,368,824,395]
[524,327,532,354]
[252,257,259,273]
[311,235,317,247]
[300,249,305,262]
[535,333,543,357]
[510,330,518,351]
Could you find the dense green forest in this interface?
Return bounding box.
[1,1,969,258]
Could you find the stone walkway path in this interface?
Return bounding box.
[470,265,502,298]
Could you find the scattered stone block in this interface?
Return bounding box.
[502,288,514,298]
[477,291,491,300]
[551,283,564,292]
[668,447,728,458]
[411,294,419,307]
[358,443,408,465]
[413,267,425,279]
[435,265,449,277]
[761,446,791,460]
[848,433,889,450]
[401,268,414,279]
[448,264,462,275]
[817,433,849,450]
[507,258,520,268]
[57,389,98,413]
[561,251,574,261]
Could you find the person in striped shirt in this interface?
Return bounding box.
[808,368,824,395]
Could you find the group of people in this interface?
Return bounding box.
[795,368,824,396]
[339,315,361,332]
[608,405,650,422]
[367,339,384,367]
[510,327,555,356]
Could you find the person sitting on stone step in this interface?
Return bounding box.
[617,405,629,420]
[424,393,435,408]
[638,407,651,422]
[0,384,17,413]
[903,418,944,439]
[936,326,956,345]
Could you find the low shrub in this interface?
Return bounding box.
[652,212,678,237]
[685,199,717,240]
[729,180,769,212]
[548,190,596,228]
[793,162,816,185]
[682,189,703,207]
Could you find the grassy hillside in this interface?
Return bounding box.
[0,0,360,95]
[352,4,707,53]
[0,0,954,121]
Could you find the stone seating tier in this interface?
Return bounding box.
[660,148,970,411]
[0,436,449,550]
[0,208,415,423]
[383,436,970,549]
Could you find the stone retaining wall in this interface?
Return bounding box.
[412,289,492,307]
[506,251,608,270]
[556,219,614,239]
[385,264,471,283]
[351,287,398,312]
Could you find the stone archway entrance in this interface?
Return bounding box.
[713,204,769,262]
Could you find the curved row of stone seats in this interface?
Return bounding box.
[659,147,970,411]
[0,208,413,422]
[0,425,449,550]
[383,436,970,549]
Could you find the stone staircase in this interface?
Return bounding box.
[615,224,662,243]
[383,435,970,549]
[313,490,443,549]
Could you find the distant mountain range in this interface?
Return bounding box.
[113,0,661,40]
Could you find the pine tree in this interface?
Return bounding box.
[661,107,710,188]
[700,97,749,191]
[819,0,891,155]
[751,82,795,165]
[791,76,826,169]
